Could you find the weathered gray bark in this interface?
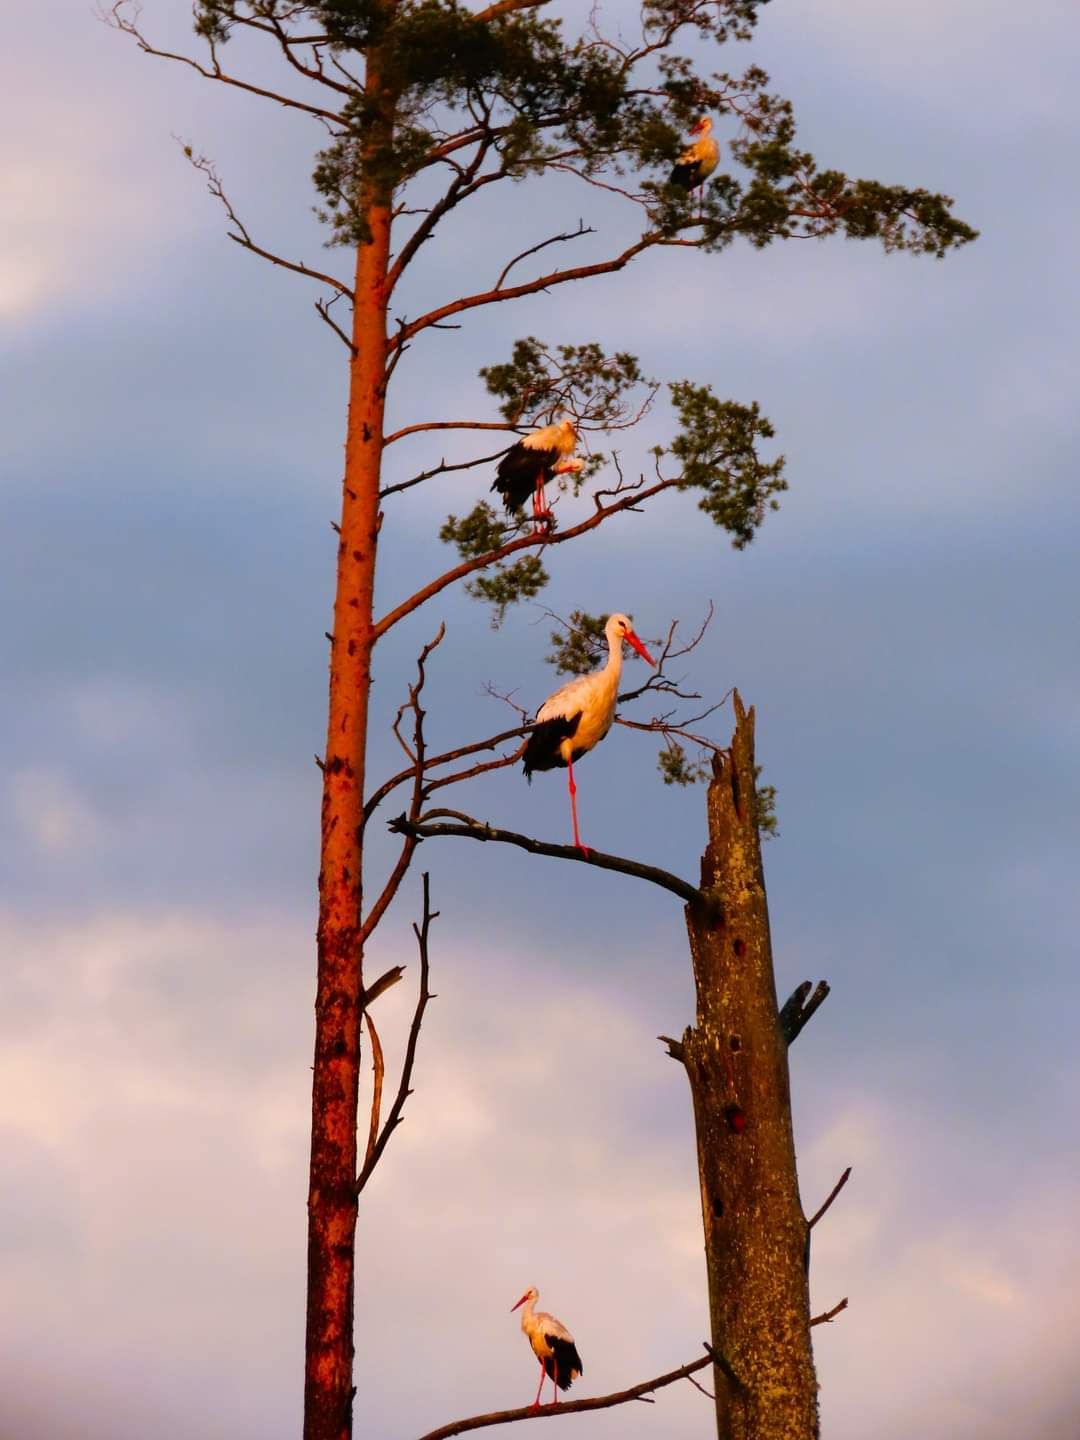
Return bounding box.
[675,693,819,1440]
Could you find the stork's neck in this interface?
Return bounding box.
[601,632,625,692]
[519,1294,537,1332]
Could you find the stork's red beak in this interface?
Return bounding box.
[626,630,656,667]
[511,1294,529,1312]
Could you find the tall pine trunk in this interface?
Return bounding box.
[304,61,393,1440]
[680,694,819,1439]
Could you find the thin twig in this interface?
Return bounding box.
[414,1351,713,1440]
[494,221,596,291]
[808,1167,852,1230]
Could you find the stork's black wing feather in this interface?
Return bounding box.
[492,444,558,513]
[668,159,699,188]
[523,712,581,778]
[543,1335,583,1391]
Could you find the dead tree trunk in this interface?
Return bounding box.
[677,693,819,1440]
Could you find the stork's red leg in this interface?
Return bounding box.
[552,1359,559,1405]
[532,1358,545,1410]
[567,755,589,858]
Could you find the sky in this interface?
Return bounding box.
[3,1,1079,1437]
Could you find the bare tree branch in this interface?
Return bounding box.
[808,1167,852,1230]
[391,233,702,351]
[380,447,510,501]
[356,872,438,1195]
[473,0,553,21]
[315,295,356,355]
[414,1351,713,1440]
[389,810,703,907]
[385,421,518,447]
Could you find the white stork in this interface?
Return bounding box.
[492,417,581,525]
[669,115,719,196]
[523,612,655,854]
[510,1286,584,1409]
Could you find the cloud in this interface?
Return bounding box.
[1,908,1078,1439]
[6,768,106,856]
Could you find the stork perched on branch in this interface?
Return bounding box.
[669,115,719,196]
[492,417,582,525]
[523,612,655,854]
[511,1287,584,1409]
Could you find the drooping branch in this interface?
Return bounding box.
[356,872,438,1195]
[779,979,831,1045]
[414,1351,713,1440]
[389,810,703,907]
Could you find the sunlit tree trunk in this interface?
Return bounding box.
[680,695,819,1440]
[305,59,393,1440]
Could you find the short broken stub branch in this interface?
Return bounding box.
[779,978,830,1045]
[680,691,820,1440]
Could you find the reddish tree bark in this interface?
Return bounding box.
[305,63,394,1440]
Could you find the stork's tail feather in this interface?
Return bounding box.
[544,1337,583,1391]
[522,714,581,778]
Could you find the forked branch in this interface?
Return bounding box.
[780,979,831,1044]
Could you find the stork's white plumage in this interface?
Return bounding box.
[669,115,719,193]
[510,1287,584,1409]
[492,417,579,525]
[523,612,655,853]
